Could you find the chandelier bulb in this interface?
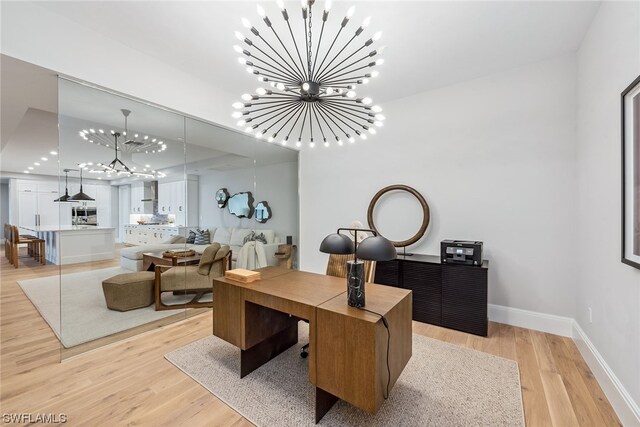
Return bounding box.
[337,139,343,146]
[256,87,267,95]
[362,78,370,84]
[241,93,252,101]
[347,6,356,18]
[276,0,285,11]
[255,132,263,139]
[346,90,357,99]
[245,126,253,133]
[324,141,330,147]
[256,5,266,18]
[233,45,243,53]
[368,128,377,135]
[374,121,384,127]
[375,114,385,120]
[246,67,255,74]
[360,133,368,140]
[302,82,310,91]
[375,58,385,66]
[241,18,252,29]
[362,97,372,105]
[325,0,332,11]
[234,31,245,41]
[300,0,308,10]
[326,87,334,95]
[373,31,382,41]
[371,105,383,113]
[349,137,355,143]
[276,82,285,90]
[362,17,371,28]
[238,57,247,65]
[371,70,380,78]
[232,111,243,119]
[268,136,274,143]
[347,84,356,90]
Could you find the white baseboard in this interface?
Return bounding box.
[488,304,574,337]
[572,322,640,426]
[488,304,639,425]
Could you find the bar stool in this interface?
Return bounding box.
[10,225,45,267]
[4,224,12,262]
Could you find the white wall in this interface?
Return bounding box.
[0,2,235,129]
[300,54,579,318]
[199,162,299,244]
[576,0,640,417]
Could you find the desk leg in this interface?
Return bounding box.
[240,320,298,378]
[315,387,338,423]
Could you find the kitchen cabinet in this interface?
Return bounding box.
[157,177,198,227]
[130,182,154,214]
[16,181,60,229]
[123,225,192,246]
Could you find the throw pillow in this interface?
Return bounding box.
[243,231,256,245]
[193,229,211,245]
[186,230,196,244]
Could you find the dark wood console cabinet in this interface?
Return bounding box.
[374,254,488,336]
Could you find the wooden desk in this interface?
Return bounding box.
[212,267,412,422]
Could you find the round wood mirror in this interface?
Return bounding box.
[367,184,430,247]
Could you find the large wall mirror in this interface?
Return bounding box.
[1,54,299,360]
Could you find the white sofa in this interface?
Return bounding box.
[120,227,281,271]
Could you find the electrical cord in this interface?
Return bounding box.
[357,307,391,400]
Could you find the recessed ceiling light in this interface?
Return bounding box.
[23,170,29,174]
[50,151,58,155]
[145,164,150,168]
[34,162,40,166]
[41,157,48,161]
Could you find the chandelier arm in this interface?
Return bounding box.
[322,103,369,130]
[323,101,374,119]
[314,34,358,81]
[314,105,339,138]
[251,103,297,126]
[268,27,307,82]
[320,75,371,85]
[286,20,309,81]
[250,50,304,82]
[254,102,303,130]
[248,101,299,122]
[316,103,353,137]
[311,104,328,141]
[257,34,306,82]
[319,63,371,83]
[254,71,299,85]
[316,45,367,83]
[314,26,343,83]
[319,98,372,108]
[298,104,311,140]
[250,42,300,82]
[250,64,300,85]
[248,99,302,107]
[318,51,371,83]
[308,101,314,142]
[273,103,305,136]
[285,104,308,139]
[310,20,326,81]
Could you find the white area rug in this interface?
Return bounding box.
[17,267,207,348]
[166,322,524,426]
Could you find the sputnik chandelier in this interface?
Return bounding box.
[232,0,386,148]
[78,109,167,179]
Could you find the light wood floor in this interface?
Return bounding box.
[0,250,620,426]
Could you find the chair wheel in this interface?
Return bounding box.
[300,350,308,358]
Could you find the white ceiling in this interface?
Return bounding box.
[0,55,297,179]
[34,0,600,103]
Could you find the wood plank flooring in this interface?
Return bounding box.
[0,249,621,426]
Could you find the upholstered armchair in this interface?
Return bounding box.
[154,243,231,311]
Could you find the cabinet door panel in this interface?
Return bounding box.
[374,260,399,287]
[18,192,37,228]
[37,192,59,227]
[441,264,487,336]
[402,261,442,325]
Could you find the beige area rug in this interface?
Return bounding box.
[17,267,210,348]
[166,322,524,426]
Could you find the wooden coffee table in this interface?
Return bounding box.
[142,251,201,272]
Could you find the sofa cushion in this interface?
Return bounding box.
[193,229,211,245]
[212,227,232,245]
[230,228,253,247]
[163,235,186,244]
[259,229,276,244]
[120,244,185,260]
[186,230,196,244]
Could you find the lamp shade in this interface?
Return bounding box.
[357,235,397,261]
[69,185,95,201]
[319,233,355,255]
[54,190,74,203]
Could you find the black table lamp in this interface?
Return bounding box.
[320,228,396,307]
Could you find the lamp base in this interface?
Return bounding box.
[346,260,365,307]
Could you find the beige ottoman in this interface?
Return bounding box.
[102,271,156,312]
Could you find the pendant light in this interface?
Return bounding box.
[54,169,79,203]
[69,168,95,202]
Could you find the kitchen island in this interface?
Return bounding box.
[20,226,115,265]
